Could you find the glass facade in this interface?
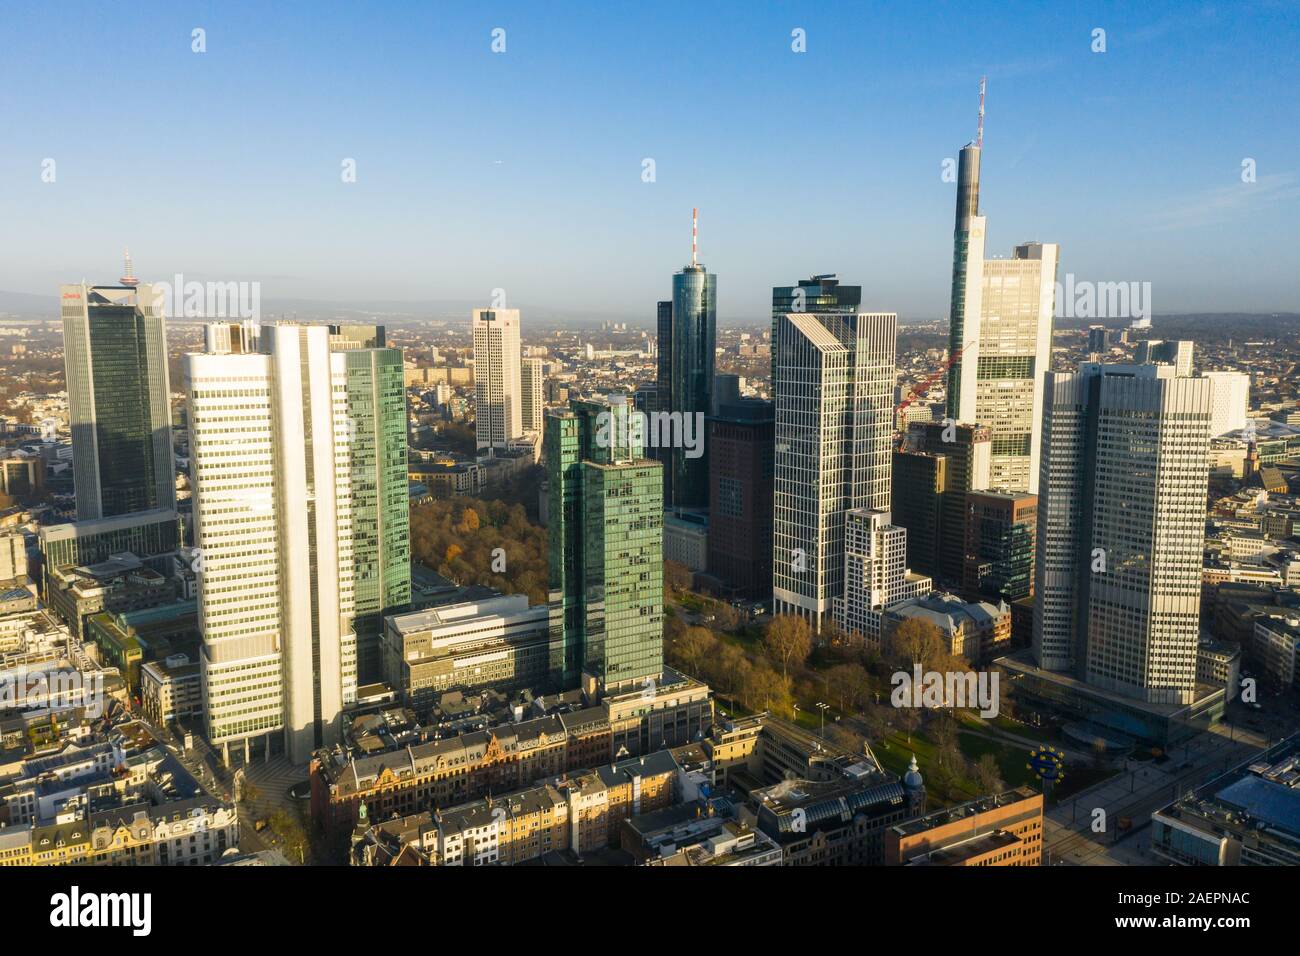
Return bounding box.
[345,348,411,682]
[62,285,174,521]
[669,266,715,508]
[546,400,664,691]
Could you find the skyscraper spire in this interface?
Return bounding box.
[119,249,139,287]
[976,75,986,148]
[691,207,698,267]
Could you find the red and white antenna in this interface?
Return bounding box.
[976,76,986,149]
[691,207,698,266]
[120,249,139,287]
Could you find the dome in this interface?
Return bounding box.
[903,754,924,790]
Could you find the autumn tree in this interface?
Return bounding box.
[886,617,947,671]
[762,614,812,683]
[973,753,1005,795]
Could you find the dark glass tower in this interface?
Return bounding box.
[668,265,716,508]
[61,282,175,521]
[945,142,981,420]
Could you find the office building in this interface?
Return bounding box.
[1202,370,1250,437]
[381,595,552,712]
[891,449,947,580]
[520,357,545,434]
[707,399,774,597]
[658,213,716,509]
[1087,325,1108,353]
[837,509,931,642]
[60,279,175,520]
[1033,363,1212,704]
[185,323,407,764]
[944,110,1058,494]
[887,787,1043,866]
[472,308,523,452]
[772,294,895,632]
[896,420,990,587]
[1137,339,1194,377]
[963,491,1037,603]
[546,398,664,693]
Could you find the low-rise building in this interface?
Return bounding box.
[886,786,1043,865]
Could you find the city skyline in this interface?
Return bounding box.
[4,2,1299,321]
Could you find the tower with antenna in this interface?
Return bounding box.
[119,249,139,287]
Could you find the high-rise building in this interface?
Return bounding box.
[1087,325,1109,354]
[660,212,716,509]
[61,281,175,520]
[707,398,774,597]
[520,358,545,434]
[771,300,896,632]
[891,449,948,580]
[944,96,1058,494]
[653,299,674,503]
[341,347,412,683]
[546,397,664,693]
[1033,363,1212,704]
[472,308,523,452]
[963,491,1037,603]
[1137,339,1194,377]
[1202,370,1250,437]
[897,420,991,587]
[837,509,931,643]
[185,323,408,764]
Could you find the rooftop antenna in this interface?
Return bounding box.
[119,249,139,287]
[691,207,698,267]
[976,76,986,149]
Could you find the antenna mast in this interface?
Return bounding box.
[977,76,986,148]
[691,208,698,266]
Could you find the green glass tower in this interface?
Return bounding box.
[343,347,411,683]
[61,282,175,520]
[547,397,664,693]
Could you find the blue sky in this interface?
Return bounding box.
[2,0,1298,321]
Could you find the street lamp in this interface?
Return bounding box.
[816,702,829,737]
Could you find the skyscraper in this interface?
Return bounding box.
[963,490,1037,603]
[341,347,412,683]
[707,398,774,597]
[520,357,545,434]
[472,308,523,452]
[944,85,1058,494]
[546,397,664,693]
[897,420,991,587]
[61,280,175,520]
[1202,370,1250,436]
[186,323,408,764]
[771,296,896,632]
[1136,339,1194,377]
[1033,363,1212,704]
[658,210,716,509]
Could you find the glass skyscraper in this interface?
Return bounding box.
[546,398,664,693]
[665,265,715,509]
[61,283,175,520]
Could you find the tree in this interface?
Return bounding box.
[671,626,717,678]
[763,614,812,682]
[896,706,921,744]
[663,560,693,593]
[887,617,947,671]
[826,663,871,713]
[743,665,793,718]
[973,753,1005,795]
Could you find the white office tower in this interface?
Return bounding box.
[1201,370,1250,436]
[186,324,359,765]
[837,509,932,643]
[1033,363,1212,704]
[473,308,523,452]
[520,357,544,433]
[945,96,1058,495]
[1137,339,1194,378]
[203,319,261,355]
[772,310,896,632]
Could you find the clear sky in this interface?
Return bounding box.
[3,0,1298,321]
